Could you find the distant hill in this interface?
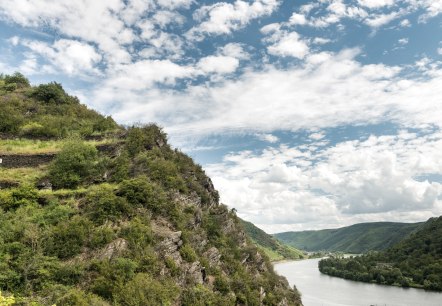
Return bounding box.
[240,220,305,261]
[275,222,422,253]
[319,216,442,291]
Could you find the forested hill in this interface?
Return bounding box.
[0,73,301,305]
[275,222,422,253]
[319,216,442,291]
[240,220,305,261]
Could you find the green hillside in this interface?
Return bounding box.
[0,73,301,305]
[275,221,422,253]
[240,220,305,261]
[319,216,442,291]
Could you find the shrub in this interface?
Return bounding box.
[83,184,130,224]
[114,273,178,306]
[32,82,69,104]
[3,72,30,88]
[125,124,168,157]
[121,218,153,252]
[179,244,197,263]
[49,141,98,189]
[117,176,166,214]
[45,216,93,258]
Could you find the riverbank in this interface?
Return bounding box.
[274,258,442,306]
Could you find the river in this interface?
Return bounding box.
[274,258,442,306]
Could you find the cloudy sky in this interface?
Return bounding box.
[1,0,441,233]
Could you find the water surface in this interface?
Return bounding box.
[274,258,442,306]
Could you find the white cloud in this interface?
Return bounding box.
[218,43,250,60]
[309,132,325,140]
[103,49,442,139]
[399,19,410,27]
[157,0,193,9]
[256,133,279,143]
[206,131,442,232]
[197,55,239,74]
[187,0,280,40]
[398,38,409,45]
[438,48,442,55]
[312,37,332,45]
[102,59,195,90]
[357,0,394,9]
[289,13,306,25]
[266,31,310,59]
[418,0,442,21]
[20,39,102,76]
[365,11,400,27]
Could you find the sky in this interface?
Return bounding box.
[0,0,441,233]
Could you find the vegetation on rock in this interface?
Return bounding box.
[240,220,305,261]
[0,73,301,305]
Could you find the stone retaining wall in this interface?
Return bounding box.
[0,154,56,168]
[0,143,122,168]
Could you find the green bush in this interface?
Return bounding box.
[49,141,98,189]
[83,184,130,224]
[121,218,153,253]
[3,72,30,88]
[125,125,168,157]
[45,216,93,258]
[32,82,70,104]
[179,244,197,263]
[114,273,178,306]
[117,176,166,214]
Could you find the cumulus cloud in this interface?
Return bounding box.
[20,39,102,76]
[197,55,239,74]
[357,0,394,9]
[206,131,442,232]
[266,31,310,59]
[187,0,280,40]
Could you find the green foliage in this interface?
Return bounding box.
[0,185,39,211]
[3,72,30,88]
[125,124,168,157]
[121,217,153,253]
[83,184,130,224]
[0,291,15,306]
[45,215,93,258]
[181,284,234,306]
[117,176,169,214]
[0,74,118,138]
[132,151,188,192]
[319,217,442,291]
[180,244,197,263]
[49,141,98,189]
[32,82,73,104]
[0,73,301,306]
[240,219,305,261]
[275,221,422,253]
[114,273,178,306]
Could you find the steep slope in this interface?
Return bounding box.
[275,222,422,253]
[0,73,301,305]
[319,216,442,291]
[240,220,305,261]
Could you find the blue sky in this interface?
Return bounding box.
[0,0,441,232]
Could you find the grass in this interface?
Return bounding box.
[0,138,118,154]
[0,166,47,185]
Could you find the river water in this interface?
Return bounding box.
[274,258,442,306]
